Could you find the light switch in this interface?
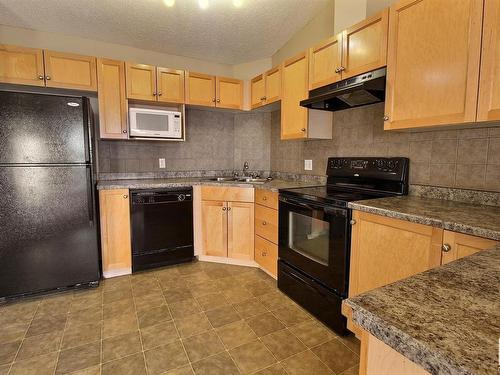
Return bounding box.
[159,158,166,169]
[304,159,312,171]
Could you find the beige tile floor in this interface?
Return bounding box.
[0,261,360,375]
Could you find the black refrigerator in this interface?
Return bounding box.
[0,91,100,300]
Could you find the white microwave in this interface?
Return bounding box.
[129,108,182,139]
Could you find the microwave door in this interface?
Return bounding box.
[129,110,182,139]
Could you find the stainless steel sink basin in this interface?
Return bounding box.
[205,177,270,184]
[206,177,238,182]
[237,178,268,183]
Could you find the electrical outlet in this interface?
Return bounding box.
[159,158,166,169]
[304,159,313,171]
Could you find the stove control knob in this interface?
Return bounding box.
[375,159,386,170]
[178,194,186,201]
[387,160,396,170]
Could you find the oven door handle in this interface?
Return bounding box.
[280,196,346,217]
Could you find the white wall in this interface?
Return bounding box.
[334,0,367,33]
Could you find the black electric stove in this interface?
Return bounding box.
[277,157,409,335]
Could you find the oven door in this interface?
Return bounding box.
[279,195,350,296]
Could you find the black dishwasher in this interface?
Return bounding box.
[131,188,194,272]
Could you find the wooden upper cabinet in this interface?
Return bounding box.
[201,200,228,257]
[349,211,443,297]
[478,0,500,121]
[217,76,243,110]
[43,50,97,91]
[97,59,128,139]
[0,45,45,86]
[251,74,265,109]
[125,63,156,101]
[309,34,342,90]
[265,66,281,104]
[384,0,483,130]
[185,71,216,107]
[441,231,498,265]
[281,51,309,139]
[157,67,185,104]
[227,202,254,260]
[99,189,132,277]
[342,9,388,79]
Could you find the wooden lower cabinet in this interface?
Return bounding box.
[99,189,132,277]
[255,204,279,245]
[201,200,228,257]
[441,230,498,264]
[254,235,278,277]
[349,211,443,297]
[228,202,254,260]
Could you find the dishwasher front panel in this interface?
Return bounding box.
[131,188,194,272]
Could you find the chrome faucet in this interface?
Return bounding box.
[243,161,249,176]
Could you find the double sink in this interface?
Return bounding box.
[206,177,270,184]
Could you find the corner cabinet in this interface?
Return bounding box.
[384,0,483,130]
[99,189,132,278]
[200,187,254,261]
[97,58,128,139]
[441,230,498,264]
[478,0,500,121]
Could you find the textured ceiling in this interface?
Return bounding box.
[0,0,330,64]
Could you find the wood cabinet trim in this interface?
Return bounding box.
[341,8,389,79]
[156,67,185,104]
[0,44,45,86]
[477,0,500,121]
[97,58,128,139]
[384,0,483,130]
[43,50,97,91]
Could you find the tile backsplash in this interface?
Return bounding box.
[97,103,500,192]
[271,103,500,192]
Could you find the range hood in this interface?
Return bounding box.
[300,67,386,112]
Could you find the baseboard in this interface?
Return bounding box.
[103,268,132,278]
[198,255,259,268]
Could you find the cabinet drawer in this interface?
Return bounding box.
[201,186,254,203]
[255,235,278,277]
[255,189,278,210]
[255,204,278,244]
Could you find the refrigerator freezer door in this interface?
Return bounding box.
[0,165,99,298]
[0,91,89,164]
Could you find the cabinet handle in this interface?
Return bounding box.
[158,91,162,96]
[222,207,227,211]
[263,96,267,100]
[262,196,267,201]
[122,129,127,134]
[212,98,216,102]
[153,92,157,96]
[45,75,51,80]
[335,67,341,73]
[339,66,346,72]
[123,194,128,199]
[38,75,44,80]
[301,128,306,132]
[383,115,389,121]
[217,99,220,103]
[442,243,452,252]
[262,251,267,257]
[262,221,267,226]
[227,207,231,211]
[350,219,356,225]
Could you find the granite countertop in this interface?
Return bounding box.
[349,196,500,241]
[345,245,500,375]
[97,177,322,193]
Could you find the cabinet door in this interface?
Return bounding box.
[97,59,128,139]
[254,204,278,244]
[281,51,309,140]
[255,235,278,277]
[201,200,228,257]
[0,45,45,86]
[349,211,443,297]
[478,0,500,121]
[441,231,498,265]
[251,74,265,109]
[265,66,281,104]
[342,9,388,79]
[308,34,342,90]
[384,0,483,130]
[217,76,243,109]
[43,50,97,91]
[125,63,157,101]
[185,71,216,107]
[157,67,185,104]
[228,202,254,260]
[99,189,132,277]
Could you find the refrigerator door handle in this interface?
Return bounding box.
[86,166,94,225]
